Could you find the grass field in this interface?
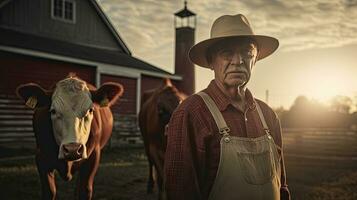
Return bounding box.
[1,129,356,199]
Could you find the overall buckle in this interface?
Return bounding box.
[219,127,231,143]
[219,127,231,135]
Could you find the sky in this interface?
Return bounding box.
[97,0,357,109]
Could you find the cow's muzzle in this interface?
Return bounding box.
[62,142,84,161]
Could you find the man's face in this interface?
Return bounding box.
[209,39,258,88]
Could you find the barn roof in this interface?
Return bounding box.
[0,0,131,55]
[90,0,131,55]
[0,28,174,76]
[0,0,179,78]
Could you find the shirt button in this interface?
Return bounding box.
[224,137,230,143]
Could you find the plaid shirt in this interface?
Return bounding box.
[164,80,290,200]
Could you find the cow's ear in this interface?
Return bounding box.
[16,83,51,109]
[92,82,124,107]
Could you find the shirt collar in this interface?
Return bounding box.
[204,80,256,112]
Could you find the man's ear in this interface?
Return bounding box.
[92,82,124,107]
[16,83,51,109]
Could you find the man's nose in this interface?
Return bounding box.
[230,52,243,65]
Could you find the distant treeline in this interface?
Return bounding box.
[275,95,357,129]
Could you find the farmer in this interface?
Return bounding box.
[164,14,291,200]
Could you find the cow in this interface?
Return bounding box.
[138,78,186,200]
[16,75,123,200]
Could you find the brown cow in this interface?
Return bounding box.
[138,79,186,199]
[16,76,123,200]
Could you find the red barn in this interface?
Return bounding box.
[0,0,183,147]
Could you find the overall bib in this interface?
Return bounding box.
[198,92,281,200]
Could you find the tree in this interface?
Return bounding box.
[329,95,352,114]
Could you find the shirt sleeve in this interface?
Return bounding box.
[274,115,291,200]
[164,109,202,200]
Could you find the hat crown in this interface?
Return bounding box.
[210,14,254,38]
[188,13,279,68]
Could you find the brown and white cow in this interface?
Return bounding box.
[16,76,123,200]
[138,79,186,200]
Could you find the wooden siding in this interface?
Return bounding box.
[0,94,34,147]
[0,51,95,146]
[100,74,137,115]
[0,0,123,51]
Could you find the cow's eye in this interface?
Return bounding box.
[50,109,56,115]
[89,108,94,114]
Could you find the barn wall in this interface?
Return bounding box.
[140,75,184,103]
[0,51,95,147]
[141,75,183,95]
[100,74,137,115]
[140,75,165,96]
[0,0,123,51]
[0,51,95,95]
[100,74,141,147]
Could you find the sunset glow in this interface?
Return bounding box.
[99,0,357,109]
[303,67,353,103]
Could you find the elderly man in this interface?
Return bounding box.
[164,14,290,200]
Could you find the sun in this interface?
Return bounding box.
[303,68,352,103]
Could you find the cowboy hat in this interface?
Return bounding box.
[189,14,279,68]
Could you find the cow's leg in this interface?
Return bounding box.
[39,170,56,200]
[36,155,56,200]
[76,147,100,200]
[153,162,165,200]
[149,146,165,200]
[157,151,166,200]
[147,158,154,194]
[144,142,154,194]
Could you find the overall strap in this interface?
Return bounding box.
[254,100,270,134]
[197,92,231,136]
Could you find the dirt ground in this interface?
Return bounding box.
[0,145,356,200]
[0,147,158,200]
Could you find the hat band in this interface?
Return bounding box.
[211,28,254,38]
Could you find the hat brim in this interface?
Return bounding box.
[188,35,279,68]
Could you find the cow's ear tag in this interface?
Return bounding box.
[100,95,109,107]
[26,96,38,109]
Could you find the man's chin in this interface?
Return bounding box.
[224,80,246,88]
